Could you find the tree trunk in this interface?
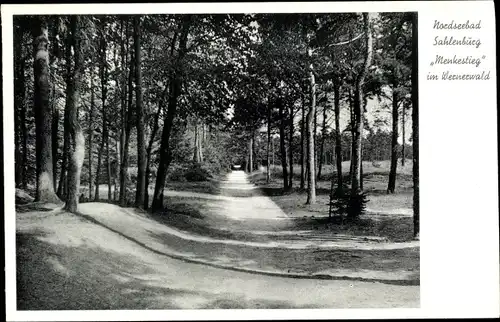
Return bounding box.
[106,137,112,201]
[317,104,327,180]
[21,84,28,189]
[88,72,95,198]
[314,97,318,180]
[118,18,128,204]
[51,84,59,191]
[114,139,120,201]
[278,97,288,190]
[33,18,60,203]
[288,103,294,188]
[266,106,271,183]
[387,89,399,193]
[57,109,69,199]
[120,18,135,206]
[306,50,316,204]
[145,88,166,209]
[402,105,406,166]
[300,94,306,190]
[411,13,419,240]
[94,126,105,201]
[151,16,191,212]
[249,134,253,173]
[350,13,373,202]
[193,120,204,163]
[349,87,355,179]
[96,20,110,202]
[334,83,343,194]
[64,15,85,213]
[134,16,146,208]
[151,77,181,212]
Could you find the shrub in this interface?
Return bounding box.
[167,164,188,182]
[329,189,369,221]
[184,163,213,182]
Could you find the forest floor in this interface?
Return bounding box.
[15,161,419,309]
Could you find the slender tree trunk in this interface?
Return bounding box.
[134,16,146,208]
[51,83,58,191]
[334,83,343,194]
[278,97,288,190]
[360,144,364,191]
[96,20,110,202]
[145,88,166,209]
[49,18,60,192]
[114,139,120,201]
[193,121,199,162]
[288,103,294,188]
[57,110,69,199]
[94,125,105,201]
[21,86,28,189]
[118,18,127,204]
[107,138,112,201]
[151,16,191,212]
[64,15,85,213]
[350,13,373,204]
[402,106,406,166]
[411,13,419,240]
[33,18,59,203]
[300,94,306,190]
[387,89,399,193]
[120,19,135,206]
[349,87,355,179]
[88,72,95,199]
[151,78,181,212]
[317,104,327,180]
[266,106,271,183]
[306,49,316,204]
[249,134,253,173]
[314,98,318,180]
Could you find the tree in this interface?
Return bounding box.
[300,94,306,189]
[411,12,419,240]
[134,15,146,208]
[317,102,327,180]
[306,47,317,204]
[333,82,343,194]
[88,70,95,199]
[119,17,135,206]
[378,13,412,194]
[349,13,373,215]
[33,17,60,203]
[64,15,85,212]
[151,15,192,212]
[94,18,110,202]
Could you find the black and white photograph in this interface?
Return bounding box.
[2,1,498,320]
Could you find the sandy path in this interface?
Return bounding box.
[167,170,289,220]
[16,210,419,309]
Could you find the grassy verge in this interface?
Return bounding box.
[249,161,415,242]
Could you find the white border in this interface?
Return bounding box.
[3,1,499,321]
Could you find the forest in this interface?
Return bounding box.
[13,12,419,238]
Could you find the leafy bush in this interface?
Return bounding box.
[167,164,188,182]
[167,162,214,182]
[184,163,213,182]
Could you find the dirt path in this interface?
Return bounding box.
[16,210,419,309]
[167,170,289,220]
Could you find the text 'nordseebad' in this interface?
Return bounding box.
[433,20,481,30]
